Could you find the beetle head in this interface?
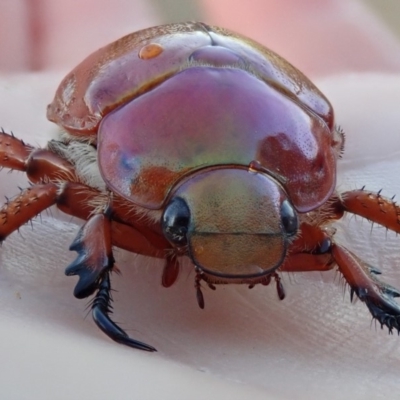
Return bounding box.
[162,168,298,279]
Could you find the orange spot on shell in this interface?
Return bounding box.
[139,43,164,60]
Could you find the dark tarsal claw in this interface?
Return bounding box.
[381,285,400,298]
[369,267,382,275]
[65,254,111,299]
[92,273,157,352]
[352,283,400,334]
[67,214,156,351]
[66,214,114,299]
[350,288,355,303]
[332,244,400,336]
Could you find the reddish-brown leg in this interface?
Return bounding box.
[0,130,76,182]
[332,244,400,332]
[283,189,400,333]
[341,189,400,233]
[336,189,400,331]
[281,253,334,272]
[64,209,156,351]
[65,213,114,299]
[0,129,33,170]
[56,182,168,258]
[0,133,71,243]
[0,183,58,241]
[0,130,164,350]
[282,221,336,272]
[284,234,400,332]
[0,130,168,257]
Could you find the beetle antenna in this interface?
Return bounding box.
[273,272,285,300]
[194,271,205,309]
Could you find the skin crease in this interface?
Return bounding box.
[1,2,400,400]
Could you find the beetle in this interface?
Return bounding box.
[1,22,399,352]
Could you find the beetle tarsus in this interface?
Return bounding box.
[92,272,157,351]
[66,212,157,350]
[332,244,400,334]
[353,284,400,334]
[66,213,114,299]
[65,251,109,299]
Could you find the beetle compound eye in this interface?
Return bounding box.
[280,200,298,236]
[162,197,190,246]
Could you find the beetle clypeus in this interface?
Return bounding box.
[1,22,399,352]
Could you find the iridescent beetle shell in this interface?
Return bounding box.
[47,22,339,213]
[3,22,399,351]
[47,22,343,279]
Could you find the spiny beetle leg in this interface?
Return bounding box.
[66,213,114,299]
[340,189,400,233]
[0,183,58,241]
[332,244,400,333]
[0,129,33,171]
[0,131,76,183]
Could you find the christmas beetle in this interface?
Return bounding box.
[1,22,399,352]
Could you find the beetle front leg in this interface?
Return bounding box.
[332,244,400,332]
[92,271,156,351]
[66,207,157,351]
[65,211,114,298]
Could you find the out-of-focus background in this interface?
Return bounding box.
[1,0,400,77]
[365,0,400,35]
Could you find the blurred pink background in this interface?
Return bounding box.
[1,0,400,76]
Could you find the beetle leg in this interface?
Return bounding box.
[0,129,33,171]
[0,130,76,183]
[332,244,400,333]
[334,189,400,330]
[57,182,167,258]
[284,252,400,333]
[281,253,334,272]
[284,220,400,332]
[92,271,156,351]
[0,183,58,241]
[65,206,158,350]
[65,211,114,298]
[281,222,336,272]
[340,189,400,233]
